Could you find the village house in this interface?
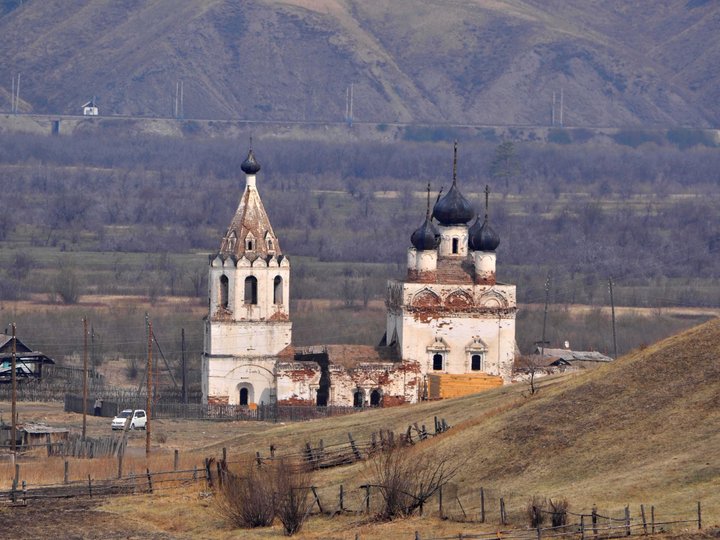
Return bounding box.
[201,144,517,407]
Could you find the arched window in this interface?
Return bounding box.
[370,389,382,407]
[433,353,443,371]
[353,390,364,408]
[246,236,255,251]
[244,276,258,304]
[273,276,283,304]
[239,388,249,406]
[219,275,229,309]
[267,238,274,250]
[452,238,459,254]
[471,354,482,371]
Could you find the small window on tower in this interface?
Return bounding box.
[246,238,254,251]
[267,238,274,250]
[220,275,229,309]
[452,238,459,254]
[244,276,258,305]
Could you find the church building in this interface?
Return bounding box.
[202,143,516,407]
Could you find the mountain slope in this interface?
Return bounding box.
[1,0,719,126]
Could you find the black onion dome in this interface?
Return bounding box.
[411,217,441,251]
[432,182,475,225]
[241,149,261,175]
[469,215,500,252]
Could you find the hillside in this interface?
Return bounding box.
[1,0,719,126]
[200,317,720,514]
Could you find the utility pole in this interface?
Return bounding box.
[82,317,88,439]
[609,277,618,360]
[174,81,178,118]
[10,323,17,453]
[181,328,187,404]
[146,320,153,456]
[540,273,551,360]
[11,75,15,113]
[559,88,564,126]
[551,91,556,126]
[180,80,184,119]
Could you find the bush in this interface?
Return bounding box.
[549,498,569,527]
[368,445,459,520]
[526,496,547,528]
[217,462,275,528]
[51,265,80,304]
[273,459,313,536]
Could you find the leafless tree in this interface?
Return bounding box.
[367,445,460,520]
[216,462,275,528]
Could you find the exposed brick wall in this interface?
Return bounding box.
[208,395,229,405]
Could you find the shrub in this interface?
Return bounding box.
[526,496,547,528]
[273,459,313,536]
[368,445,459,520]
[217,462,275,528]
[549,498,569,527]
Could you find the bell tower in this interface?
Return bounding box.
[202,147,291,406]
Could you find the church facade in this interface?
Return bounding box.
[202,145,516,407]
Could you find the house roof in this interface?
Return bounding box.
[0,334,32,354]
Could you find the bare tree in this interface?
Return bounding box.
[216,461,275,528]
[367,445,460,520]
[272,459,313,536]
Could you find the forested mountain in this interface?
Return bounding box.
[1,0,719,126]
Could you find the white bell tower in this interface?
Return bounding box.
[202,147,291,406]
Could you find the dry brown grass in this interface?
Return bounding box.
[3,319,720,537]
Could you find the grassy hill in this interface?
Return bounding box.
[1,1,719,126]
[196,316,720,517]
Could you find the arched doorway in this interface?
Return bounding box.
[370,389,382,407]
[237,383,253,406]
[471,354,482,371]
[353,389,364,408]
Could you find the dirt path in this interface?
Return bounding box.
[0,497,175,539]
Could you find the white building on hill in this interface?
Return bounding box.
[202,144,516,407]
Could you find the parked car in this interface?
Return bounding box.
[111,409,147,430]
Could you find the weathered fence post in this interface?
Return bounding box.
[364,485,371,514]
[117,452,123,479]
[415,531,420,540]
[651,506,655,535]
[256,451,262,467]
[146,468,153,493]
[580,515,585,540]
[640,504,647,534]
[339,484,344,512]
[592,506,598,540]
[21,480,26,504]
[348,433,361,461]
[174,449,179,471]
[625,506,631,536]
[536,526,542,540]
[222,447,227,464]
[697,501,702,530]
[500,497,507,525]
[480,487,485,523]
[64,460,69,484]
[88,475,92,498]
